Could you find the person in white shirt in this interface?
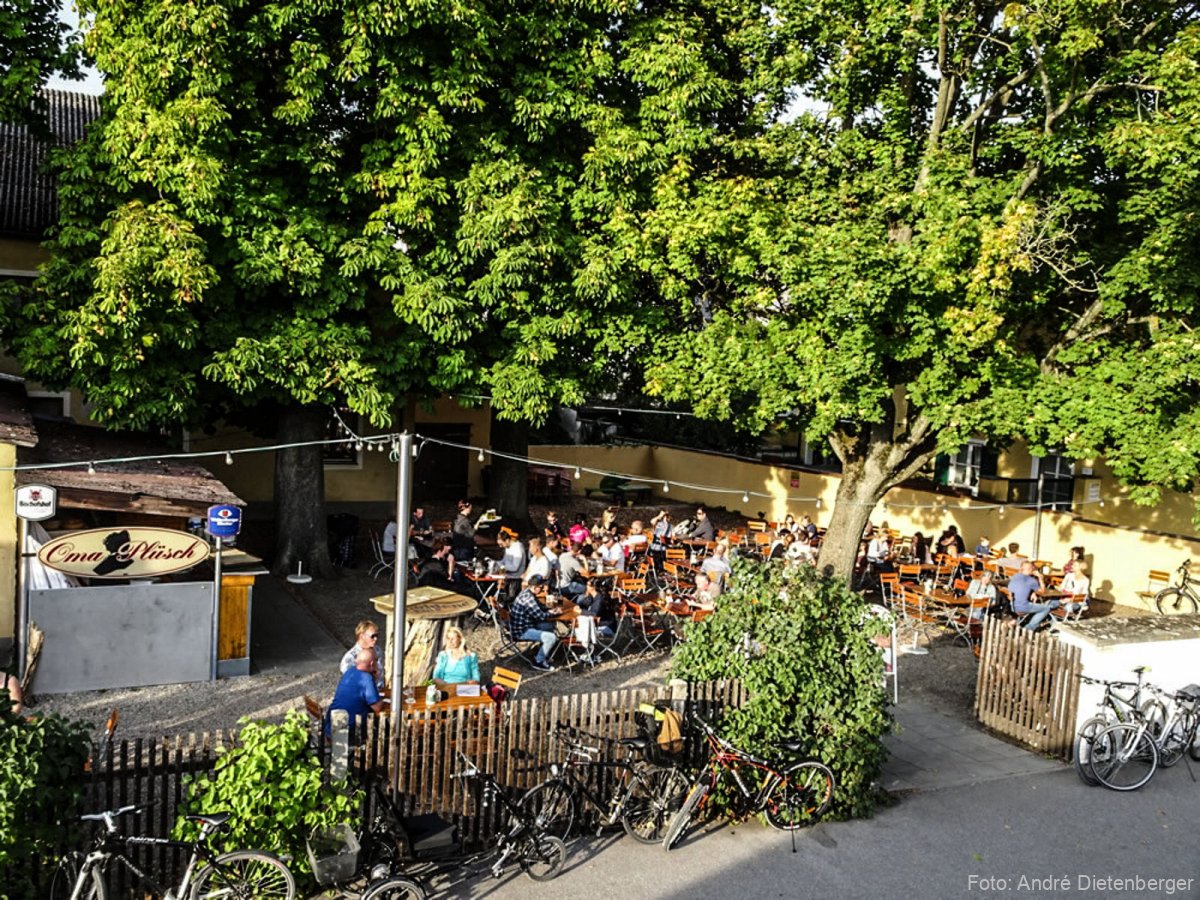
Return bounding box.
[623,520,649,554]
[497,528,526,600]
[339,620,384,688]
[596,534,626,572]
[523,536,552,586]
[690,573,720,608]
[382,519,398,558]
[965,571,998,619]
[701,544,732,587]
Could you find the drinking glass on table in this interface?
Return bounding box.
[403,685,415,706]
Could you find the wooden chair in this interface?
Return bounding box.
[368,531,394,580]
[432,520,453,534]
[1050,594,1089,624]
[951,578,971,596]
[490,665,523,699]
[947,598,990,650]
[621,599,670,655]
[665,547,687,562]
[878,572,900,609]
[896,584,939,653]
[488,601,543,669]
[304,694,324,723]
[747,520,768,533]
[1136,570,1172,605]
[897,563,923,583]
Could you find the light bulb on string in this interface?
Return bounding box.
[87,461,96,474]
[662,482,670,494]
[225,452,233,466]
[741,491,750,503]
[355,440,363,452]
[815,498,821,509]
[477,449,485,463]
[574,467,581,479]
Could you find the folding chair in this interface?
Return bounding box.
[896,584,938,655]
[489,601,543,669]
[878,572,900,609]
[621,598,670,655]
[947,597,989,650]
[1136,570,1172,606]
[368,531,394,580]
[490,665,523,699]
[1050,593,1089,624]
[897,563,922,583]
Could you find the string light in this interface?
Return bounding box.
[663,482,670,493]
[742,491,750,503]
[224,452,233,466]
[477,449,485,463]
[87,462,95,474]
[574,467,581,479]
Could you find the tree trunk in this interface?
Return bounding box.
[271,404,336,578]
[816,403,940,586]
[488,413,532,533]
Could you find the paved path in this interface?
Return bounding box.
[251,574,346,676]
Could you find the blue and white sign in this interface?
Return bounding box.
[207,504,242,537]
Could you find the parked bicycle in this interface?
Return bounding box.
[1155,560,1199,615]
[1073,666,1155,786]
[662,715,835,850]
[520,722,691,844]
[49,803,295,899]
[1088,683,1200,791]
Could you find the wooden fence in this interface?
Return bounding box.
[974,617,1081,757]
[22,680,744,894]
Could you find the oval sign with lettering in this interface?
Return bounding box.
[38,527,210,579]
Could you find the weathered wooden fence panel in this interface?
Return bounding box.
[974,618,1080,758]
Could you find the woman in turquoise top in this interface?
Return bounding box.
[432,626,481,685]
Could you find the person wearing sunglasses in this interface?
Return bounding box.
[339,619,384,688]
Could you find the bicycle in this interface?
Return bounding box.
[1155,560,1199,615]
[1088,684,1200,790]
[49,803,295,899]
[520,722,691,844]
[662,715,835,850]
[1073,666,1155,786]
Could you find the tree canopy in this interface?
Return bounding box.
[0,0,80,127]
[631,0,1200,572]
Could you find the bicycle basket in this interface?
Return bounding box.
[635,700,686,766]
[306,824,361,886]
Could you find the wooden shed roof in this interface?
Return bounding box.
[16,420,243,517]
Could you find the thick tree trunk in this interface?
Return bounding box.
[488,413,532,533]
[816,401,940,586]
[271,404,335,578]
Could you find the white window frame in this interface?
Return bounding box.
[947,440,986,493]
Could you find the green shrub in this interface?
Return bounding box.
[175,711,360,888]
[0,695,93,899]
[671,559,891,819]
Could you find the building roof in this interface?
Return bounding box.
[16,420,244,518]
[0,89,102,238]
[0,374,39,447]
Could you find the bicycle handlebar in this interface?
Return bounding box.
[81,803,153,832]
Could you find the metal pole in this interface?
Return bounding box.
[389,433,414,797]
[210,537,222,681]
[1032,469,1045,561]
[15,517,27,680]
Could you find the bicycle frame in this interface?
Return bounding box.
[547,727,672,828]
[693,720,786,817]
[67,805,221,899]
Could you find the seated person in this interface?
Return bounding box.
[416,538,458,589]
[544,510,567,541]
[799,514,819,545]
[328,646,385,733]
[523,536,552,586]
[994,542,1025,572]
[509,576,560,671]
[432,626,481,686]
[578,581,617,638]
[937,525,966,556]
[690,572,720,608]
[701,544,732,586]
[866,531,893,573]
[382,517,398,561]
[909,532,931,565]
[687,507,716,543]
[973,535,992,558]
[568,514,591,550]
[1009,561,1060,630]
[557,541,587,599]
[497,527,527,599]
[340,620,384,688]
[594,533,626,572]
[768,532,793,560]
[623,520,649,554]
[1062,546,1085,577]
[965,570,998,619]
[543,535,562,583]
[1060,560,1091,599]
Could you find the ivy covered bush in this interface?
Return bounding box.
[175,711,360,887]
[671,559,891,819]
[0,696,92,899]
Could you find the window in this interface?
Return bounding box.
[1033,454,1075,511]
[324,407,362,468]
[946,441,986,490]
[27,391,71,420]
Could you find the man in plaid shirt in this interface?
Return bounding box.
[509,575,559,671]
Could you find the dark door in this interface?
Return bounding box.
[415,423,471,500]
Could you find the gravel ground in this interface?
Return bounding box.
[31,497,1088,739]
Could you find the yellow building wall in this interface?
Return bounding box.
[0,237,49,273]
[535,444,1200,611]
[0,444,15,641]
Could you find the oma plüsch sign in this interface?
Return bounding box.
[38,527,210,579]
[15,484,57,521]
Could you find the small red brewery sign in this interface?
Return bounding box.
[38,527,209,579]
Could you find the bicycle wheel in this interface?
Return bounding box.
[518,833,566,881]
[360,875,428,900]
[1072,716,1110,786]
[1089,724,1158,791]
[190,850,296,899]
[1155,588,1198,615]
[49,854,105,900]
[621,766,690,844]
[662,774,711,851]
[520,779,576,841]
[763,761,836,830]
[1158,711,1197,768]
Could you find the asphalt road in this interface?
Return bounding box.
[443,764,1200,900]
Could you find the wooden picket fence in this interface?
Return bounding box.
[974,617,1081,757]
[22,680,744,894]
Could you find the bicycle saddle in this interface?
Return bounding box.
[774,739,807,755]
[618,736,650,751]
[185,812,231,828]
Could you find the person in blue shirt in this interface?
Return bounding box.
[1009,561,1061,630]
[328,647,385,734]
[432,626,481,686]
